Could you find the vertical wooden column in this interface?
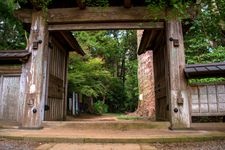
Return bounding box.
[63,51,69,120]
[21,11,49,129]
[166,20,191,129]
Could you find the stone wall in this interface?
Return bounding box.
[135,50,155,119]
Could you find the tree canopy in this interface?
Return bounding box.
[69,30,139,112]
[0,0,26,50]
[185,0,225,64]
[68,55,112,98]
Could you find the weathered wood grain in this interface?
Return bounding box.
[44,35,67,121]
[154,44,169,121]
[190,84,225,116]
[21,11,49,129]
[123,0,132,8]
[58,31,85,55]
[14,7,192,25]
[14,7,167,24]
[48,22,164,31]
[0,75,21,121]
[166,20,190,129]
[0,66,21,74]
[53,6,162,22]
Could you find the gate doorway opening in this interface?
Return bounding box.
[65,30,163,121]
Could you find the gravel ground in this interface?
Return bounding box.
[152,140,225,150]
[0,138,41,150]
[0,138,225,150]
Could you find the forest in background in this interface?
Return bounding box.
[68,30,138,113]
[0,0,225,113]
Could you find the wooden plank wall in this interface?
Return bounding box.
[44,36,67,121]
[0,75,21,122]
[153,45,169,121]
[190,84,225,116]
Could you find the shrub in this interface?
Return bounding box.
[92,101,108,114]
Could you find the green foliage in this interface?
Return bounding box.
[117,114,141,120]
[92,100,108,114]
[73,30,138,113]
[184,0,225,83]
[189,77,225,84]
[105,78,127,112]
[85,0,109,7]
[18,0,52,9]
[68,55,112,98]
[0,0,26,50]
[124,60,139,111]
[146,0,195,20]
[185,0,225,64]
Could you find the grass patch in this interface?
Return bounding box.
[117,115,142,120]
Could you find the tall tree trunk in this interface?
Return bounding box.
[121,51,126,85]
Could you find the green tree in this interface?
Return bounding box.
[73,30,139,112]
[184,0,225,83]
[0,0,26,50]
[185,0,225,64]
[68,54,112,98]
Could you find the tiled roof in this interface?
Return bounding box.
[184,62,225,78]
[0,50,31,63]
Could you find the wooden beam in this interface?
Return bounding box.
[14,7,168,24]
[153,30,165,51]
[15,7,192,25]
[48,22,164,31]
[124,0,132,8]
[14,9,32,24]
[137,30,151,55]
[21,11,49,129]
[48,7,167,23]
[0,66,22,74]
[58,31,85,56]
[166,20,190,129]
[146,30,160,50]
[137,29,161,55]
[76,0,86,9]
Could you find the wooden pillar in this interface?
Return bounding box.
[21,11,49,129]
[166,20,191,129]
[63,52,69,120]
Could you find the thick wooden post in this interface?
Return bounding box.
[166,21,191,129]
[21,11,49,129]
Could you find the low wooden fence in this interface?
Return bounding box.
[189,83,225,117]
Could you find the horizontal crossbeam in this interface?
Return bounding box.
[48,22,164,31]
[15,7,185,25]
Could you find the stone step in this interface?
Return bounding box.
[42,121,169,130]
[35,143,157,150]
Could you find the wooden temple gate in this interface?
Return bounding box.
[8,0,224,129]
